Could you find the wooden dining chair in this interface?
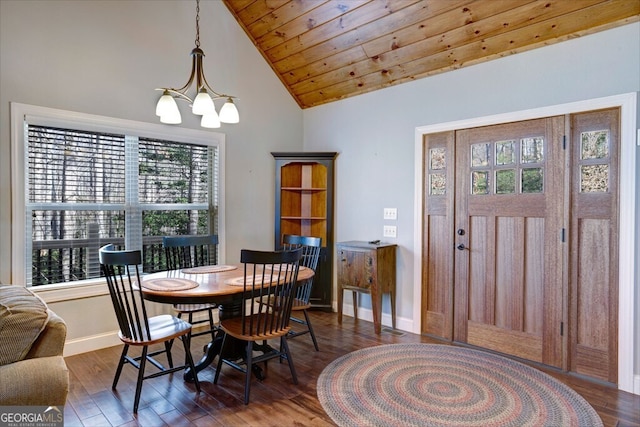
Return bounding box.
[99,244,200,413]
[213,248,302,405]
[163,234,219,340]
[281,234,322,351]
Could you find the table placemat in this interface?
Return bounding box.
[182,265,238,274]
[141,278,199,291]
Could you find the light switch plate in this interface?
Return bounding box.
[383,225,397,238]
[383,208,397,220]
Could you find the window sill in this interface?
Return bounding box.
[31,279,109,303]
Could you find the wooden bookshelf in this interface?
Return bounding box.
[272,152,337,310]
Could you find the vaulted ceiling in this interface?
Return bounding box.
[222,0,639,109]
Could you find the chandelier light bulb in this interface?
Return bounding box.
[219,98,240,124]
[157,93,182,124]
[156,91,179,117]
[192,89,216,115]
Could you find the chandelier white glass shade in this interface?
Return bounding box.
[155,0,239,128]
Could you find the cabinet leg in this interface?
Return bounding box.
[390,291,396,330]
[352,291,358,321]
[338,288,343,324]
[371,289,381,334]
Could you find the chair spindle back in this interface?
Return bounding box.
[99,244,150,342]
[282,235,321,304]
[240,248,302,337]
[163,235,219,270]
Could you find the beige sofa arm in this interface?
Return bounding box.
[0,356,69,406]
[26,310,67,359]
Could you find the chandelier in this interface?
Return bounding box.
[155,0,239,128]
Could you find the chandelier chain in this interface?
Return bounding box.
[195,0,200,48]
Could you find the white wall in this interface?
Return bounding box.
[303,23,640,392]
[0,1,302,345]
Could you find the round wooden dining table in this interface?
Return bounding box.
[140,264,314,381]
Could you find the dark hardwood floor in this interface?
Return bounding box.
[63,311,639,427]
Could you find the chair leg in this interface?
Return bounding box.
[303,309,319,351]
[112,344,129,389]
[213,333,228,384]
[181,333,201,392]
[243,341,254,405]
[164,341,174,368]
[280,336,298,385]
[133,346,148,413]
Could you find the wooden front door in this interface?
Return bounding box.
[453,117,565,368]
[421,110,620,381]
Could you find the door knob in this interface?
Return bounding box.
[456,244,469,251]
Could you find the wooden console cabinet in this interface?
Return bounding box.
[272,152,337,311]
[337,241,397,334]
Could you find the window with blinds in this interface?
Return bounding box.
[27,126,125,286]
[25,124,219,286]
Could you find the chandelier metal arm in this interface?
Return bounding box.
[156,50,201,104]
[171,49,201,98]
[156,48,235,104]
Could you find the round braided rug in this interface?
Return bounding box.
[317,344,602,427]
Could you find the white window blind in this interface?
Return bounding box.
[21,113,221,287]
[27,125,126,285]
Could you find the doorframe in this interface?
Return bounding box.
[413,92,637,394]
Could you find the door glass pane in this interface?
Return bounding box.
[495,140,516,165]
[429,173,446,195]
[471,171,489,195]
[581,130,609,160]
[471,143,490,167]
[430,148,446,170]
[522,168,544,193]
[521,137,544,163]
[495,169,516,194]
[581,164,608,192]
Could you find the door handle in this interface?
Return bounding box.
[456,244,469,251]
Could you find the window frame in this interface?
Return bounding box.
[10,102,226,301]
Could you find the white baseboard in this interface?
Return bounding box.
[63,306,414,356]
[634,374,640,395]
[340,303,414,333]
[63,331,121,357]
[62,311,217,357]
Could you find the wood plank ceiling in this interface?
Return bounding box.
[222,0,639,109]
